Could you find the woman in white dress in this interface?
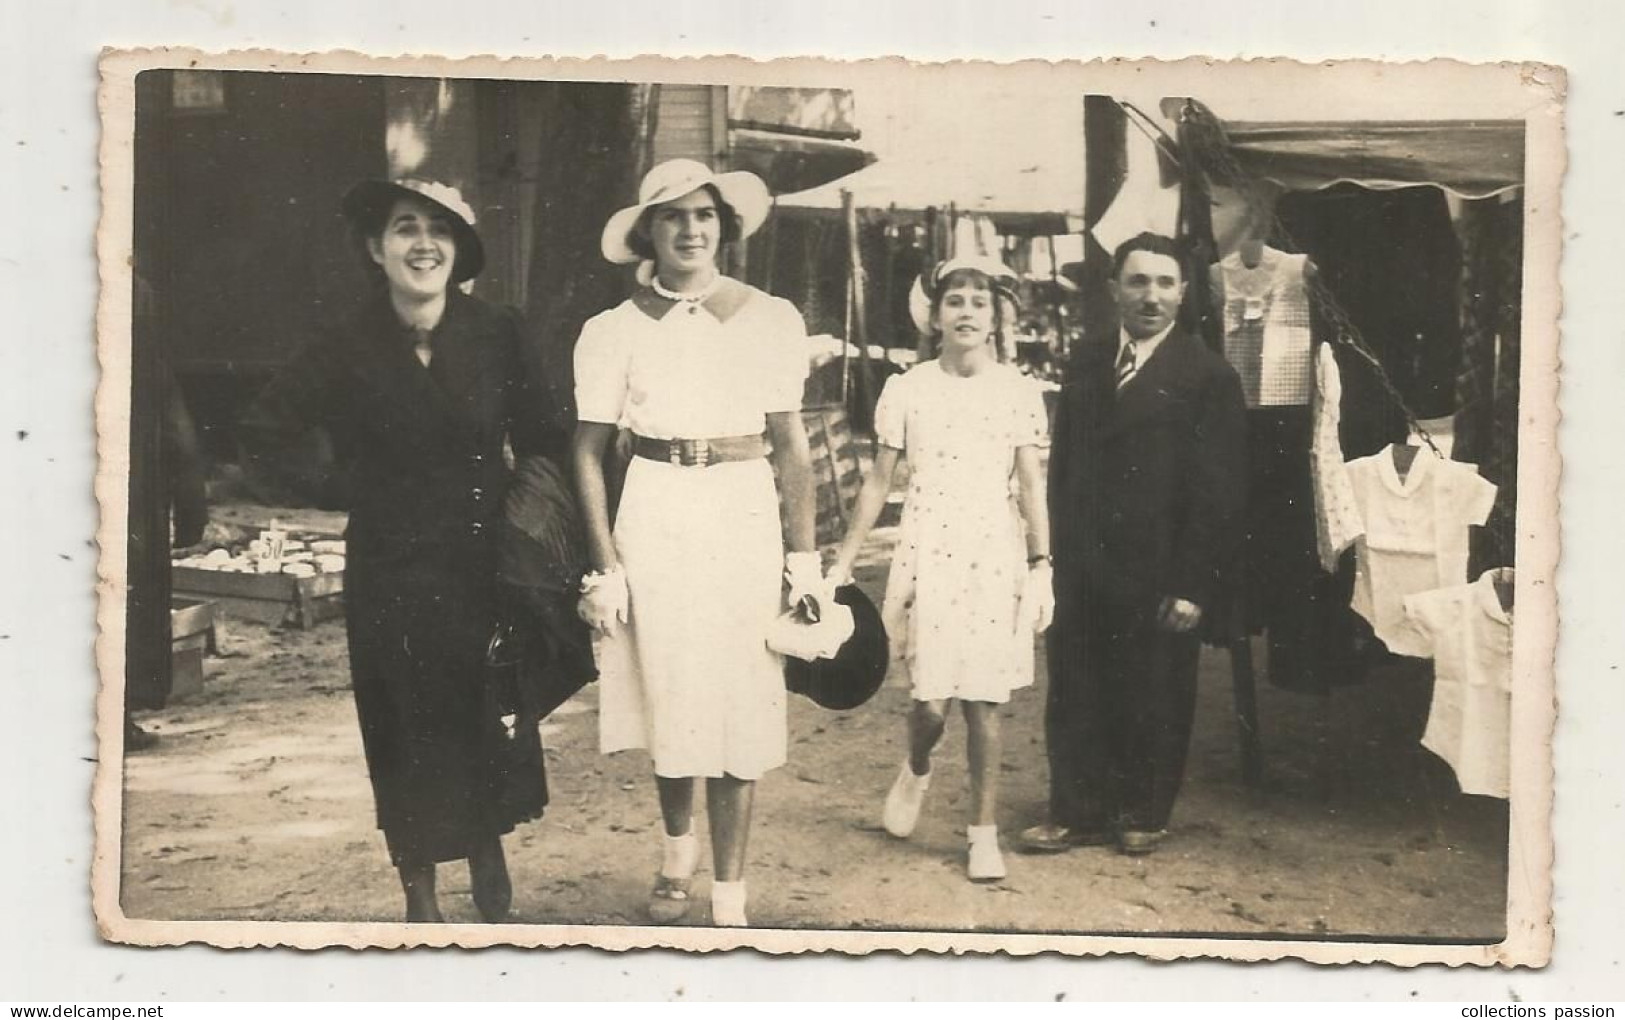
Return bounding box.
[572,160,819,927]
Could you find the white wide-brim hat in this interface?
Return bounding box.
[342,178,485,283]
[908,254,1022,334]
[601,159,771,265]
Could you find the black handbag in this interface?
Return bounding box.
[481,622,548,823]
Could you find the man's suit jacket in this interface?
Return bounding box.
[1048,326,1248,616]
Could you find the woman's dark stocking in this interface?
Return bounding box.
[398,860,442,923]
[469,836,512,922]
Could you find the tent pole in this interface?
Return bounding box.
[1046,233,1066,361]
[882,205,898,352]
[840,225,851,411]
[843,189,875,433]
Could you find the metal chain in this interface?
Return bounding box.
[1177,102,1444,459]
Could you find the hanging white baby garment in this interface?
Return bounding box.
[1402,569,1515,798]
[1345,445,1497,656]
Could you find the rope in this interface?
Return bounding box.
[1118,100,1184,171]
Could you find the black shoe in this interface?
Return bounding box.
[1117,829,1167,856]
[125,720,159,753]
[1016,823,1113,854]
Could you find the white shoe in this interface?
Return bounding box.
[882,761,931,838]
[711,880,748,927]
[967,825,1007,882]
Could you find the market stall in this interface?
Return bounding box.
[1099,95,1528,797]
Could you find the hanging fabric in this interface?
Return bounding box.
[1275,185,1465,454]
[1453,194,1523,576]
[1172,99,1517,699]
[1090,113,1180,256]
[1311,343,1362,572]
[1345,444,1498,656]
[1401,567,1515,798]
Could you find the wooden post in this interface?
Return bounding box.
[1047,233,1067,360]
[843,189,875,431]
[760,212,777,293]
[1229,592,1265,788]
[840,219,851,409]
[882,207,898,352]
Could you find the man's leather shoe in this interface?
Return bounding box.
[1016,823,1112,854]
[1117,829,1167,856]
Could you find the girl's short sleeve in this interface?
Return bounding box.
[873,372,908,451]
[761,297,811,413]
[572,312,630,425]
[1013,376,1049,448]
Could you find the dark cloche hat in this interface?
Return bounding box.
[784,584,889,711]
[341,177,486,283]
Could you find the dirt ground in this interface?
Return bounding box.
[121,522,1509,941]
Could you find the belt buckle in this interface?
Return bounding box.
[676,438,711,467]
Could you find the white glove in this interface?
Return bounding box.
[783,551,830,617]
[766,601,856,661]
[578,567,629,633]
[1017,562,1055,634]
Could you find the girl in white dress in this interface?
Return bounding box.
[830,256,1054,882]
[572,160,819,927]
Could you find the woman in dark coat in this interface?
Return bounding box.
[243,178,559,922]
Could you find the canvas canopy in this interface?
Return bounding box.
[781,158,1082,236]
[1163,97,1525,199]
[779,89,1085,236]
[726,86,875,195]
[1223,119,1524,199]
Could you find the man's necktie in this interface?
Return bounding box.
[1116,342,1138,390]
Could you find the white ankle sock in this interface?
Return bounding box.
[967,824,999,846]
[661,830,698,879]
[711,880,748,927]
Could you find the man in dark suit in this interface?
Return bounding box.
[1021,232,1247,856]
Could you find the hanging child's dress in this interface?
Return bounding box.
[1344,444,1498,656]
[1214,245,1314,410]
[1402,568,1515,798]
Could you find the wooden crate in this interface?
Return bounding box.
[169,596,215,701]
[800,406,867,548]
[172,566,344,629]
